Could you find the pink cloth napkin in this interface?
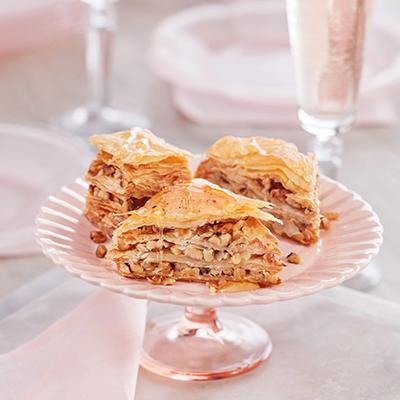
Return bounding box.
[0,290,147,400]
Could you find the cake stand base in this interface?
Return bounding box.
[140,307,272,381]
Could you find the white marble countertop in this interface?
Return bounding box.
[0,0,399,305]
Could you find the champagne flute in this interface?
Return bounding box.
[54,0,149,135]
[286,0,381,290]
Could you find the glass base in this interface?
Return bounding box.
[140,307,272,381]
[52,106,150,136]
[343,261,382,291]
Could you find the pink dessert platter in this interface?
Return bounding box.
[36,172,382,381]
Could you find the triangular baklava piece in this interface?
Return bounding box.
[108,179,284,287]
[85,128,192,235]
[195,136,320,245]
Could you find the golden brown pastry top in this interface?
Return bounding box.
[114,179,280,234]
[204,136,317,193]
[90,127,192,166]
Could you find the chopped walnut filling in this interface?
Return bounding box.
[88,158,122,180]
[117,259,280,286]
[127,196,149,210]
[195,159,320,245]
[111,218,284,289]
[115,219,280,268]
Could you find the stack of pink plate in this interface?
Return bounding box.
[150,1,400,129]
[0,0,86,56]
[0,124,93,257]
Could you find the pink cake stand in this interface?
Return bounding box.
[36,177,382,381]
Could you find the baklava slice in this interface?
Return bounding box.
[196,136,320,245]
[108,179,284,287]
[85,128,192,235]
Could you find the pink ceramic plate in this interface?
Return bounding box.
[0,124,92,257]
[36,177,382,307]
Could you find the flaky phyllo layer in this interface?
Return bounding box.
[195,136,321,245]
[84,128,192,235]
[108,180,284,286]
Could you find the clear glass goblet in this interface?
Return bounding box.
[54,0,149,136]
[286,0,381,290]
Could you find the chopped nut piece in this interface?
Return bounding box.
[117,238,131,251]
[180,266,200,278]
[119,263,132,275]
[320,216,330,230]
[170,245,182,255]
[286,252,301,264]
[199,230,214,238]
[90,230,107,243]
[155,239,165,249]
[184,245,203,261]
[219,222,234,234]
[97,189,110,201]
[206,283,218,293]
[146,241,157,250]
[130,263,144,273]
[233,220,245,232]
[147,276,163,285]
[96,244,107,258]
[220,233,232,247]
[162,277,176,285]
[208,235,221,247]
[232,253,241,265]
[241,252,251,262]
[102,165,115,176]
[324,212,339,221]
[203,249,214,262]
[136,243,148,253]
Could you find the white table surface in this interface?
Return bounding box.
[1,274,399,400]
[0,0,399,303]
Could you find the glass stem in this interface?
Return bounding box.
[86,0,117,112]
[299,109,351,179]
[311,133,343,179]
[177,307,222,337]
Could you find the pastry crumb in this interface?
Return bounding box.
[206,283,218,293]
[320,212,339,229]
[320,216,330,230]
[324,212,339,221]
[146,276,176,285]
[96,244,108,258]
[286,252,301,264]
[90,230,107,243]
[206,280,260,293]
[220,281,260,292]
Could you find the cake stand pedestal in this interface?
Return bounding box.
[141,306,271,381]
